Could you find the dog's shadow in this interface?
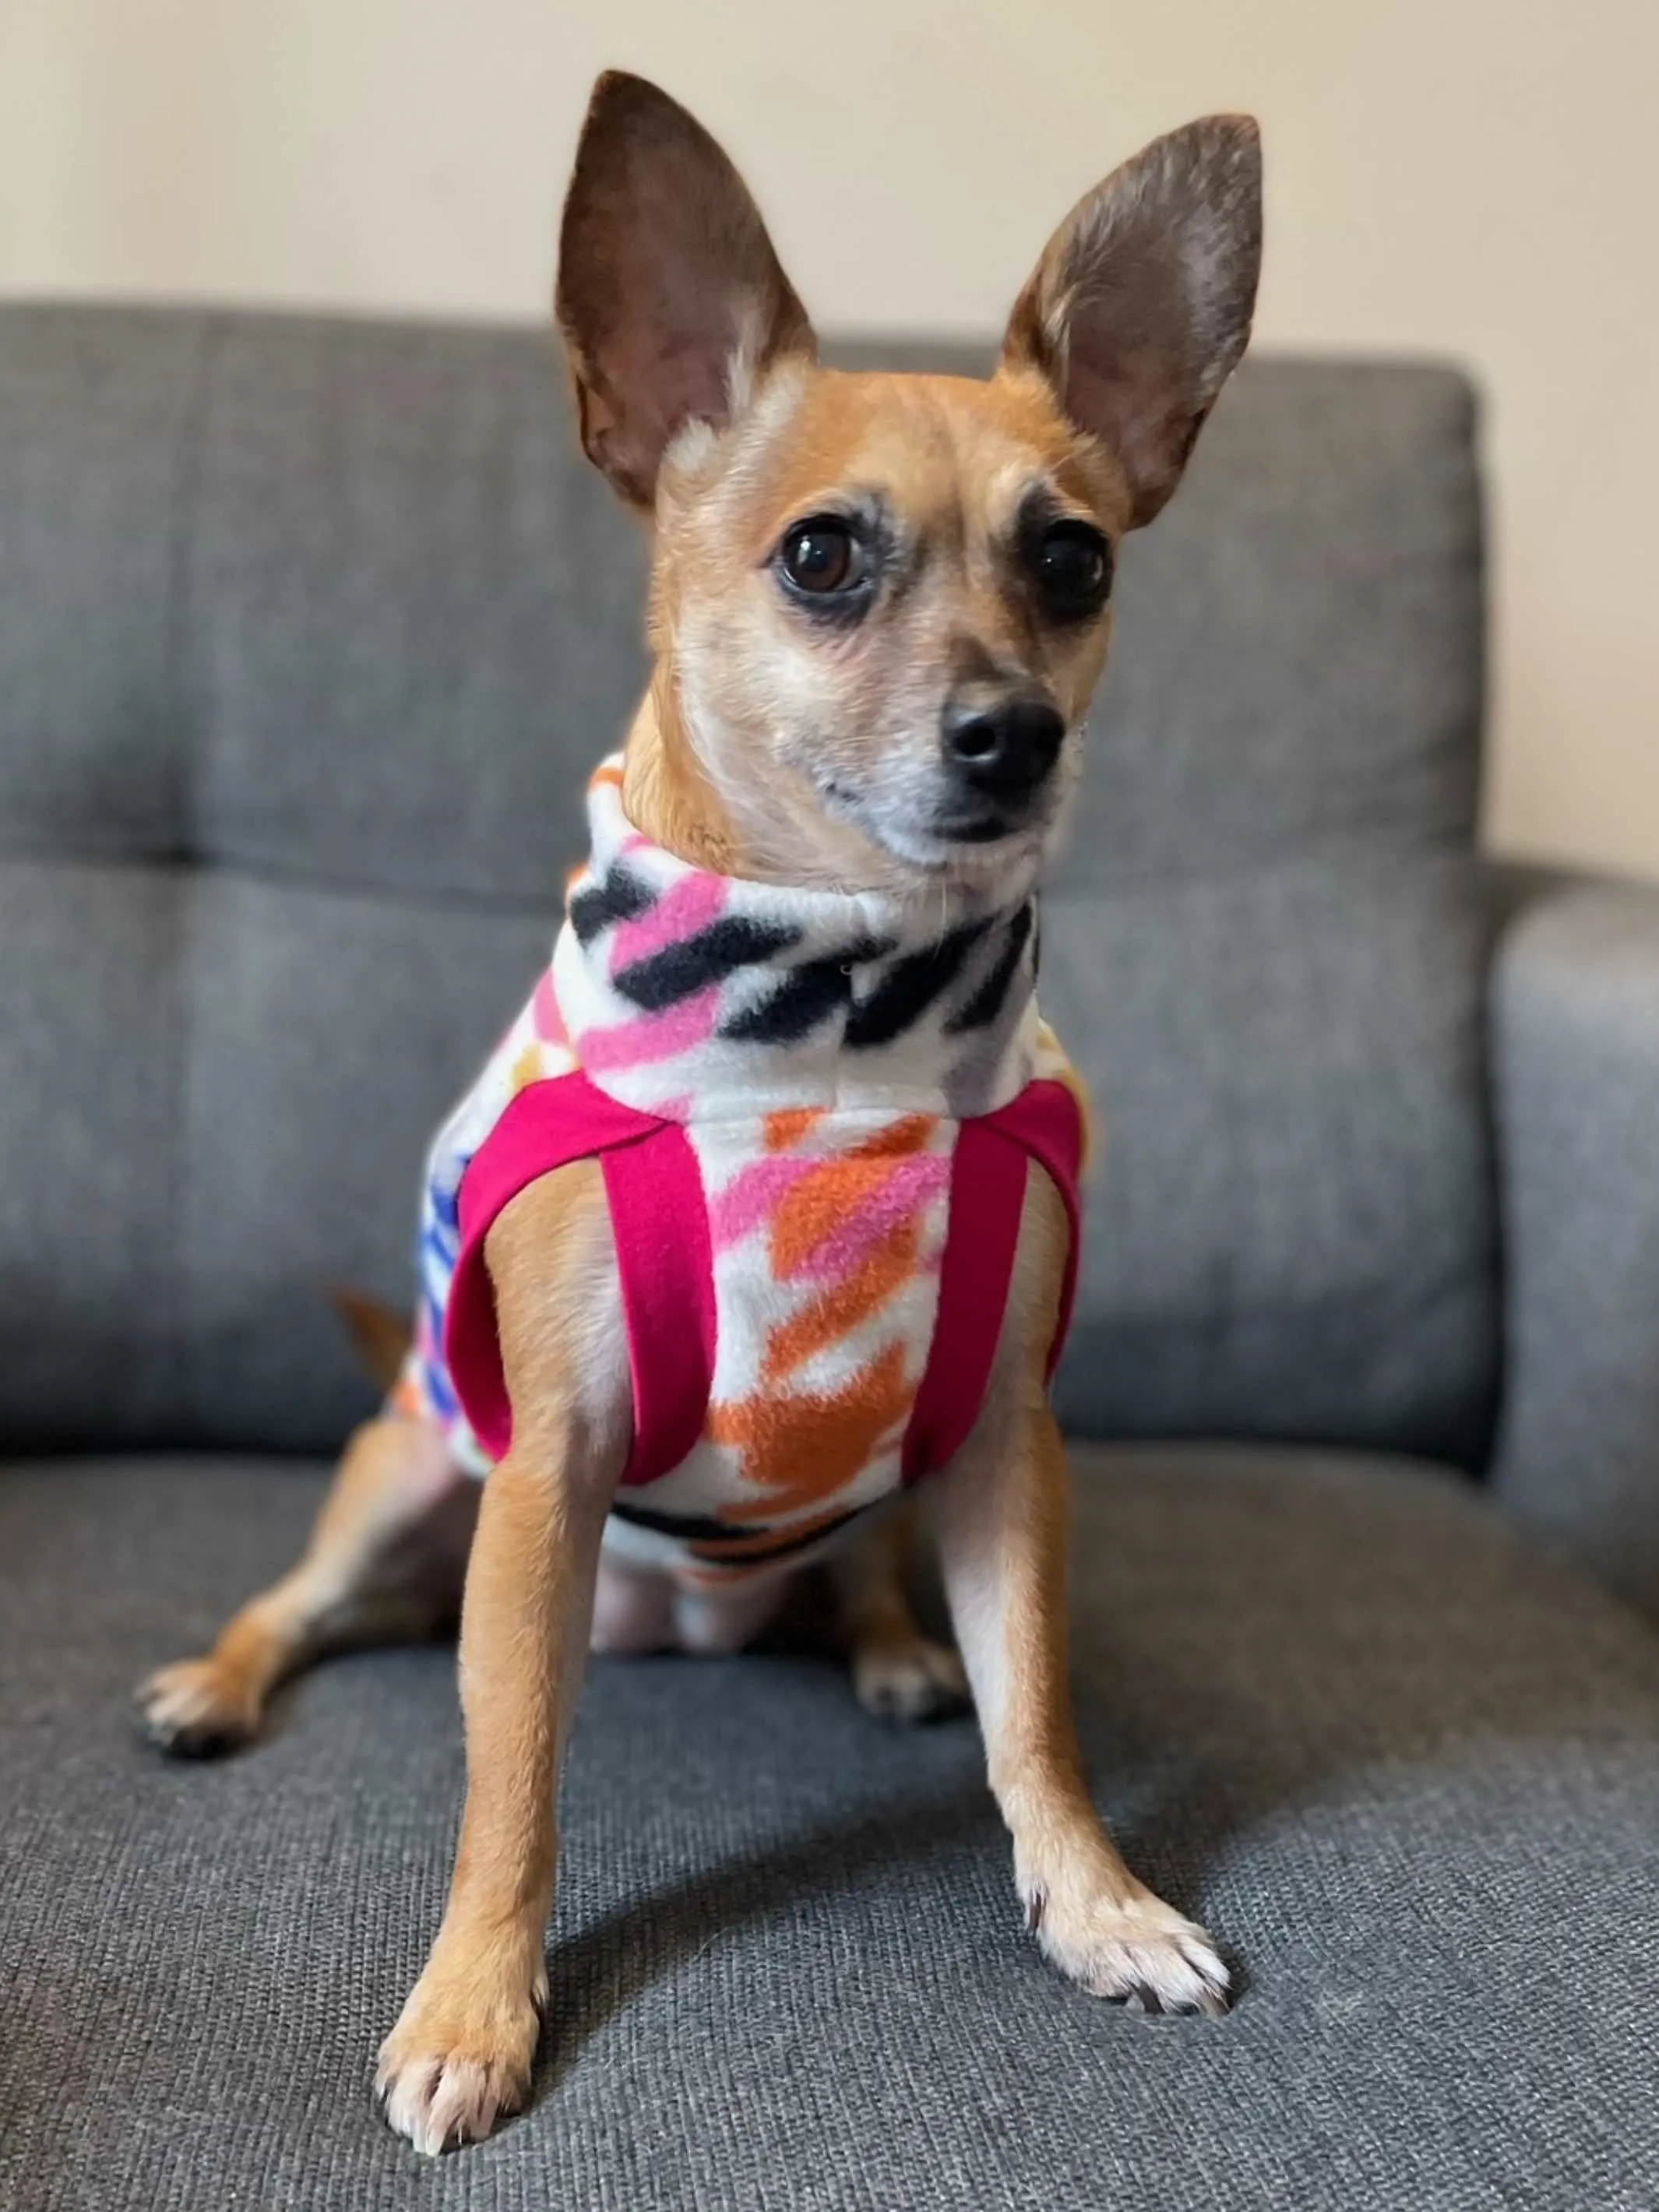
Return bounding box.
[533,1774,990,2099]
[528,1660,1242,2110]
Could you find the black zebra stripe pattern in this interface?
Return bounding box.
[568,855,1038,1062]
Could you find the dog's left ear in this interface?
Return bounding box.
[1003,117,1262,527]
[556,72,815,510]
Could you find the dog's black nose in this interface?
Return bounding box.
[942,693,1066,798]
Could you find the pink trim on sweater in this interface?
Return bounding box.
[445,1072,715,1485]
[899,1080,1083,1481]
[601,1128,715,1485]
[986,1078,1084,1382]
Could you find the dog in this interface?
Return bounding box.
[138,72,1262,2154]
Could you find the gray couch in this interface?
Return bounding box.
[3,305,1658,2212]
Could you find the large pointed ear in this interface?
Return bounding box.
[1003,117,1262,527]
[555,72,815,510]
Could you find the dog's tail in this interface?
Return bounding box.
[327,1285,414,1393]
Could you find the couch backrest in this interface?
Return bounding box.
[0,306,1498,1462]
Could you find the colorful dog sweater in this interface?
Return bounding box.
[395,756,1084,1579]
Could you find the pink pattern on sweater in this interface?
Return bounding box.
[576,986,721,1071]
[707,1155,817,1250]
[783,1157,951,1281]
[610,871,728,974]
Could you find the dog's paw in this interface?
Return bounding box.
[852,1634,972,1724]
[136,1658,261,1758]
[1026,1879,1231,2018]
[375,1962,546,2156]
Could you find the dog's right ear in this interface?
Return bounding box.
[556,72,815,510]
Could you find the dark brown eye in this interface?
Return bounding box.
[1033,520,1111,621]
[778,517,865,597]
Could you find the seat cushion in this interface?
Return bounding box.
[5,1445,1656,2210]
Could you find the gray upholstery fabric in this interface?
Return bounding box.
[1488,869,1659,1611]
[0,308,644,891]
[1047,358,1486,893]
[0,305,1498,1460]
[4,1446,1657,2210]
[0,861,181,1442]
[1044,854,1492,1459]
[0,854,552,1452]
[0,309,203,858]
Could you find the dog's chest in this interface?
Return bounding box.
[608,1108,957,1566]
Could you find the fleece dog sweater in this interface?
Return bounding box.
[395,756,1083,1580]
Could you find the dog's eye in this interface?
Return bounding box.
[1032,520,1112,622]
[778,517,865,597]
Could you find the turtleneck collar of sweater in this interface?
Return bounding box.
[549,756,1044,1122]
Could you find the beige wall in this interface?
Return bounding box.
[4,1,1655,879]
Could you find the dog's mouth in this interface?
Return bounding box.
[928,805,1023,844]
[818,776,1051,886]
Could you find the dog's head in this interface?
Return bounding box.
[556,73,1261,897]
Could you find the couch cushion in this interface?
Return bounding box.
[1049,358,1485,892]
[1045,852,1494,1460]
[0,308,204,861]
[0,307,1496,1459]
[3,1445,1655,2210]
[0,857,555,1453]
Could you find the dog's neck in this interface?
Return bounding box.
[553,745,1044,1123]
[620,672,748,878]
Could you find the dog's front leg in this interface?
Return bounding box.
[929,1175,1231,2018]
[378,1165,627,2154]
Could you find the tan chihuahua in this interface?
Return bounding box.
[139,73,1261,2154]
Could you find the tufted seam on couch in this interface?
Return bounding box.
[160,313,227,1436]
